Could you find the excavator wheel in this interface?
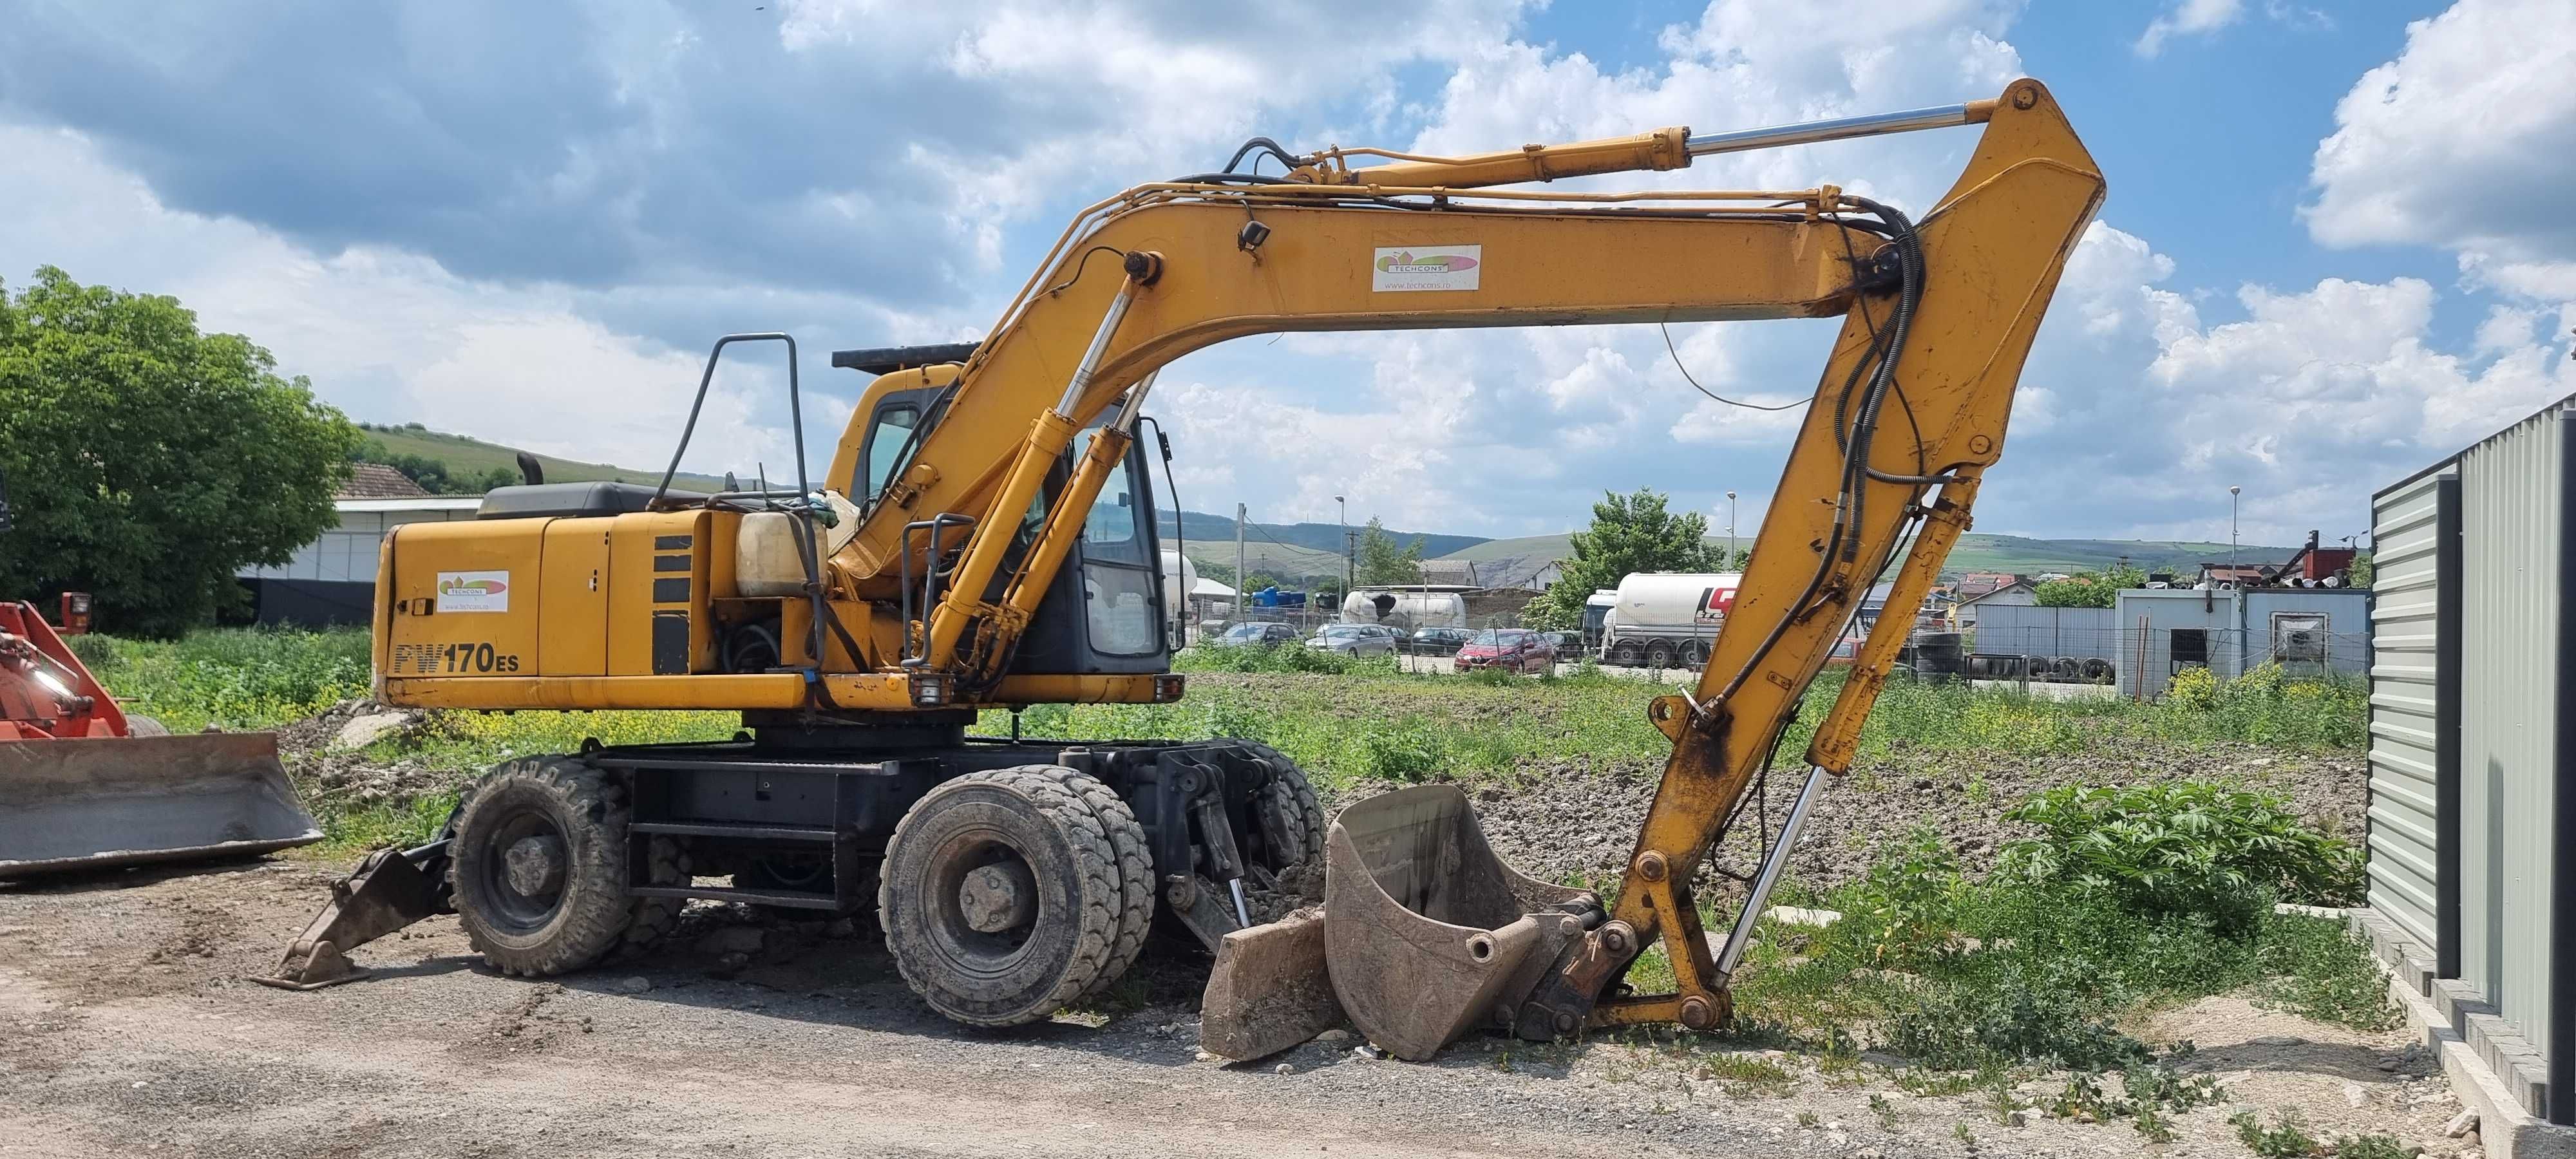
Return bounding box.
[1244,742,1327,871]
[878,766,1142,1026]
[1032,767,1155,1002]
[450,756,654,976]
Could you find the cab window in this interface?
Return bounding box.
[859,406,920,498]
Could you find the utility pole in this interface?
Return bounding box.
[1336,495,1350,590]
[1235,502,1247,623]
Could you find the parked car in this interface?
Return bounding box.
[1403,627,1473,656]
[1453,628,1555,674]
[1209,621,1300,648]
[1307,623,1398,656]
[1537,630,1586,660]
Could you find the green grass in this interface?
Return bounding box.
[1721,818,2392,1074]
[67,626,373,731]
[1003,661,2365,797]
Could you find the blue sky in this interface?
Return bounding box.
[4,0,2570,547]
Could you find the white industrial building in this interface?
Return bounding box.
[236,466,478,625]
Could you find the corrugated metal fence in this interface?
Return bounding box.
[2366,395,2574,1121]
[2367,470,2449,968]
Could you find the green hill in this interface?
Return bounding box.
[358,424,729,492]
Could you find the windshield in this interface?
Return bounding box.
[1318,625,1363,637]
[1223,623,1267,640]
[1467,629,1525,646]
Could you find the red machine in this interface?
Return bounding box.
[0,597,321,879]
[0,599,131,740]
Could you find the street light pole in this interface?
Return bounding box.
[1725,491,1738,567]
[2228,485,2240,587]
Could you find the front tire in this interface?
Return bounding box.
[450,757,645,977]
[878,767,1134,1026]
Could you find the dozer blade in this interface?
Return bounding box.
[0,732,321,880]
[1200,784,1597,1062]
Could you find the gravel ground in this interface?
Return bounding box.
[2,846,2454,1159]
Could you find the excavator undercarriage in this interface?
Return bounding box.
[266,79,2103,1062]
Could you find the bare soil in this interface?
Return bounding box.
[1341,738,2365,896]
[3,849,2449,1159]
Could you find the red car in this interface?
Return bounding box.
[1452,628,1555,674]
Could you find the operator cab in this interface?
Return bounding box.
[843,349,1171,677]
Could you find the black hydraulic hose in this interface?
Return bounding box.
[1223,137,1303,174]
[1709,201,1927,708]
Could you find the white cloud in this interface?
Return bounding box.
[1406,0,2025,206]
[2128,275,2573,536]
[0,124,802,475]
[2136,0,2246,56]
[2304,0,2576,305]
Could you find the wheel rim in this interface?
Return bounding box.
[925,829,1041,977]
[477,807,571,935]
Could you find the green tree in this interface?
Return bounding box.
[2344,552,2373,590]
[0,267,361,636]
[2032,565,2145,608]
[1355,518,1425,585]
[1524,489,1721,628]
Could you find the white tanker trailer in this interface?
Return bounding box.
[1600,572,1742,668]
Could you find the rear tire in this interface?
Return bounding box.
[1610,640,1644,666]
[878,768,1128,1026]
[450,757,644,977]
[122,714,169,737]
[1644,640,1676,669]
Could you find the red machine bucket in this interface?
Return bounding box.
[0,732,322,879]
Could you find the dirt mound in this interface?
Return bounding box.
[273,699,463,813]
[1321,738,2366,896]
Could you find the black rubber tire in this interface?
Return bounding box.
[1610,640,1645,666]
[1644,640,1676,669]
[1029,766,1154,1002]
[878,767,1125,1026]
[123,714,169,738]
[1686,639,1713,667]
[450,757,645,977]
[1242,742,1327,871]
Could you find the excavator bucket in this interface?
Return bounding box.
[1202,785,1596,1061]
[0,732,321,880]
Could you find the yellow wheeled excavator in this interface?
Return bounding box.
[265,79,2102,1060]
